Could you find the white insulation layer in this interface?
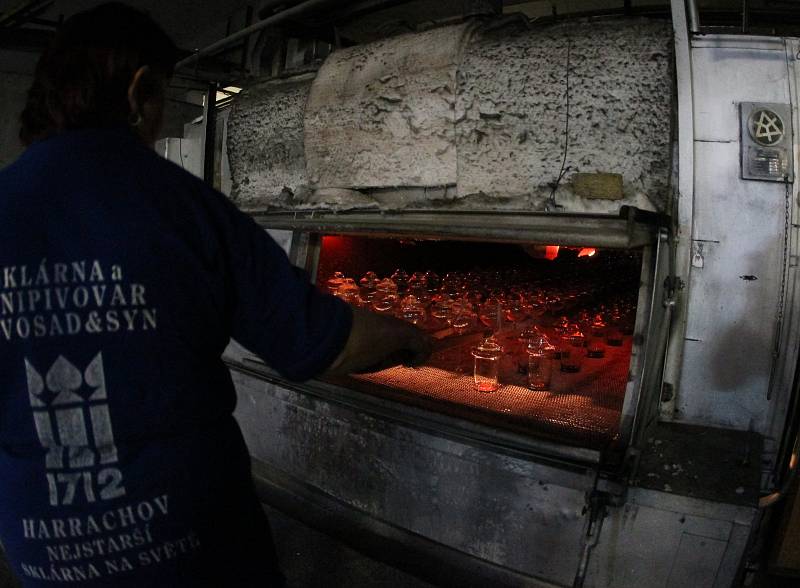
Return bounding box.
[227,17,674,214]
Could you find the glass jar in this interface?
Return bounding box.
[441,272,463,299]
[576,309,592,335]
[552,316,571,359]
[527,294,546,321]
[472,337,502,393]
[424,270,440,294]
[358,271,379,306]
[526,335,554,391]
[371,278,398,314]
[560,325,585,373]
[390,269,409,294]
[376,277,397,294]
[518,325,542,344]
[430,295,454,323]
[325,271,345,295]
[335,278,360,306]
[408,271,426,291]
[399,295,426,325]
[447,299,475,335]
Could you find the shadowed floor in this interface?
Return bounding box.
[267,506,435,588]
[0,546,19,588]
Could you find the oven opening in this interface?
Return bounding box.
[315,234,644,450]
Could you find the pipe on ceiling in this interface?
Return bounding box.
[0,0,51,28]
[175,0,339,71]
[258,0,307,19]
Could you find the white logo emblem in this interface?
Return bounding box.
[26,353,126,505]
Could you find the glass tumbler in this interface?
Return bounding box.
[560,327,585,373]
[526,335,553,391]
[358,271,379,306]
[587,315,606,358]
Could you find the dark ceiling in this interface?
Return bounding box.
[0,0,254,48]
[1,0,798,78]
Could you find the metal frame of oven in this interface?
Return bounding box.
[236,209,671,470]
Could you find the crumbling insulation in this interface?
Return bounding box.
[227,17,674,215]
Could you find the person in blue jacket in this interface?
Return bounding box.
[0,3,432,586]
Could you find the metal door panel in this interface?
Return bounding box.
[692,141,786,244]
[679,141,785,432]
[692,43,790,143]
[586,488,757,588]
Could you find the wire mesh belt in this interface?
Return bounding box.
[352,339,631,449]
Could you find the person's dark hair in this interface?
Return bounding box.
[20,2,179,145]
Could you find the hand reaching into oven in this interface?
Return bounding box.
[325,307,434,375]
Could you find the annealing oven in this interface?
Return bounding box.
[288,214,662,457]
[222,13,772,588]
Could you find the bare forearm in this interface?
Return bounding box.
[325,307,432,375]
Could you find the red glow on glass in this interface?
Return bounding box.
[578,248,597,258]
[545,245,560,260]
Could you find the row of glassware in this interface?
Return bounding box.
[325,267,638,392]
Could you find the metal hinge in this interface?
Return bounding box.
[663,275,685,308]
